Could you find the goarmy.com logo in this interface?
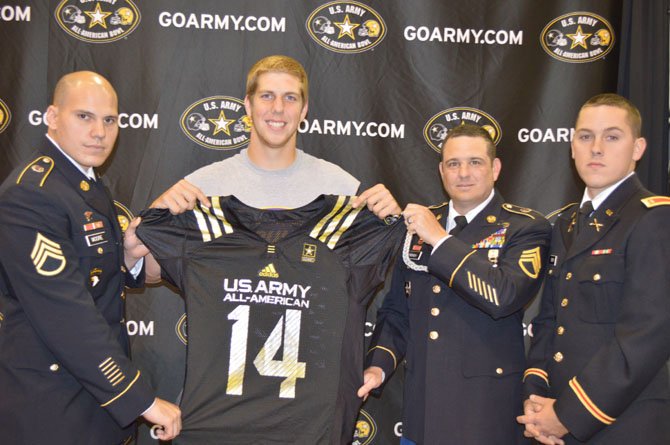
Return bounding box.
[0,98,11,134]
[352,409,377,445]
[541,12,615,63]
[180,96,250,150]
[306,1,386,54]
[423,107,502,153]
[55,0,140,44]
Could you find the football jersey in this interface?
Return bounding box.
[137,195,403,444]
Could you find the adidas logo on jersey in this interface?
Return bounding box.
[258,263,279,278]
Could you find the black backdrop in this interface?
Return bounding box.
[1,1,667,444]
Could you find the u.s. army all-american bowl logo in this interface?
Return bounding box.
[55,0,140,44]
[306,1,386,54]
[114,200,134,233]
[540,12,615,63]
[180,96,250,150]
[0,98,10,134]
[175,313,188,345]
[423,107,502,153]
[352,409,377,445]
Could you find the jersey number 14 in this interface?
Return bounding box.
[226,305,307,398]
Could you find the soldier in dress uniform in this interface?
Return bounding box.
[0,71,181,444]
[358,124,552,444]
[518,94,670,444]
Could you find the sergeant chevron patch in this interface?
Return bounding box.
[31,232,66,276]
[518,247,541,279]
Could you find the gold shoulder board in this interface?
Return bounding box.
[502,203,542,219]
[16,156,55,187]
[428,202,448,210]
[545,202,578,220]
[641,196,670,208]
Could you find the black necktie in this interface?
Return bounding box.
[575,200,593,235]
[450,215,468,236]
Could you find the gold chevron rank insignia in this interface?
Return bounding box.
[259,263,279,278]
[31,232,66,276]
[518,247,542,279]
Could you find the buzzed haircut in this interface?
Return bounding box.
[580,93,642,138]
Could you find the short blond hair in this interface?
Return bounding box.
[246,55,308,102]
[579,93,642,138]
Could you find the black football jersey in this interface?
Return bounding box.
[137,195,403,444]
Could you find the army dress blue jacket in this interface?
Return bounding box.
[0,137,154,444]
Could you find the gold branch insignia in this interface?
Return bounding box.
[518,247,541,279]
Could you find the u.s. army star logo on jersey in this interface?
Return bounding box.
[518,247,542,279]
[31,232,66,276]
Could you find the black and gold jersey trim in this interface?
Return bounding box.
[309,195,362,249]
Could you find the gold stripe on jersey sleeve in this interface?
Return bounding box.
[310,195,347,239]
[326,205,363,249]
[210,196,233,234]
[193,206,212,242]
[319,202,354,244]
[201,205,222,239]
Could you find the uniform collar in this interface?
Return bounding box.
[45,133,96,181]
[446,189,495,232]
[580,171,635,211]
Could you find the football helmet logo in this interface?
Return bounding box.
[544,29,567,47]
[233,115,252,133]
[429,123,448,143]
[358,20,381,38]
[110,7,134,26]
[312,16,335,35]
[61,5,85,24]
[590,29,611,46]
[186,113,211,132]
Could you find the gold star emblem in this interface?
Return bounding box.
[208,110,235,136]
[334,14,360,40]
[567,25,592,50]
[85,3,112,29]
[589,218,604,232]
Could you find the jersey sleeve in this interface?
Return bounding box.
[136,208,190,289]
[341,210,405,304]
